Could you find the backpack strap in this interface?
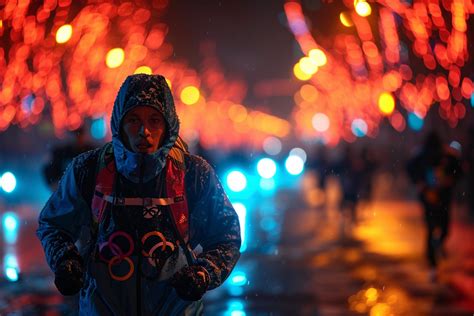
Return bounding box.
[91,143,115,224]
[91,142,191,246]
[166,152,189,243]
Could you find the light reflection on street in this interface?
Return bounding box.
[0,171,473,315]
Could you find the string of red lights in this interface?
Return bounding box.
[285,0,472,145]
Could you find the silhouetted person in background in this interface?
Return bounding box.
[43,126,95,191]
[359,145,377,205]
[337,144,365,235]
[406,131,462,278]
[307,144,331,207]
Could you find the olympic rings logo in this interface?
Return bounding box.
[141,231,175,267]
[98,230,175,281]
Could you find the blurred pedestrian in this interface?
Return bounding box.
[406,131,462,279]
[336,144,365,235]
[359,145,378,208]
[37,74,241,315]
[307,144,331,207]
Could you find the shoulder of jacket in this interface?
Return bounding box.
[185,153,214,173]
[72,147,102,169]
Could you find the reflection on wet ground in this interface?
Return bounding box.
[1,175,473,315]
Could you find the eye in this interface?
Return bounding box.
[150,117,163,124]
[126,117,139,124]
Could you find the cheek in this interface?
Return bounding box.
[153,128,166,143]
[123,126,138,140]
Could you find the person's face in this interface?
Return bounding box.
[121,106,166,154]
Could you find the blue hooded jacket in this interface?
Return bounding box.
[37,74,241,315]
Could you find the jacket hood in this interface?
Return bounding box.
[111,74,180,183]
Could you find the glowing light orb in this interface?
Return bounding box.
[55,24,72,44]
[340,12,354,27]
[180,86,200,105]
[257,158,277,179]
[408,113,424,131]
[378,92,395,115]
[5,267,19,282]
[226,300,246,316]
[300,84,318,102]
[285,155,305,175]
[4,254,19,282]
[309,49,327,67]
[289,147,307,163]
[312,113,330,132]
[449,141,461,152]
[232,203,247,252]
[134,66,152,75]
[262,137,282,156]
[0,172,17,193]
[230,271,247,286]
[351,119,368,137]
[106,48,125,68]
[355,1,372,17]
[2,213,18,232]
[299,57,318,75]
[91,117,107,139]
[293,63,312,81]
[226,171,247,192]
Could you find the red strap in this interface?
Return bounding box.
[91,160,115,223]
[92,153,189,242]
[165,160,189,243]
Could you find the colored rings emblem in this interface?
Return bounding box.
[98,230,176,281]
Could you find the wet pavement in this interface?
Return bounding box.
[1,180,474,315]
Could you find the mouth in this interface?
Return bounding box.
[136,142,152,150]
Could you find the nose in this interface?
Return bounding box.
[138,124,151,137]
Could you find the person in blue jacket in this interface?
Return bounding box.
[37,74,241,315]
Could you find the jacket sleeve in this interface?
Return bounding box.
[36,158,92,272]
[188,156,241,290]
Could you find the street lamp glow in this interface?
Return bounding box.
[312,113,330,132]
[257,158,277,179]
[2,213,18,232]
[309,49,327,67]
[299,57,318,75]
[232,202,247,252]
[56,24,72,44]
[355,1,372,17]
[351,118,368,137]
[180,86,200,105]
[408,112,424,131]
[378,92,395,115]
[262,137,282,156]
[230,271,247,286]
[5,267,19,282]
[285,155,305,175]
[106,48,125,68]
[293,63,312,81]
[289,147,307,163]
[134,66,152,75]
[226,171,247,192]
[0,172,17,193]
[4,254,19,282]
[340,12,354,27]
